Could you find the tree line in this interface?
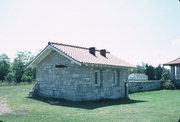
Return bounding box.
[130,63,167,80]
[0,51,174,88]
[0,51,35,84]
[130,63,176,89]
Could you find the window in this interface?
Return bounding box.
[112,71,120,86]
[55,65,67,68]
[94,71,102,87]
[95,72,98,85]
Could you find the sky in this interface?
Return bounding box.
[0,0,180,66]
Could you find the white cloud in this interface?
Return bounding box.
[171,38,180,47]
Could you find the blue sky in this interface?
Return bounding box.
[0,0,180,66]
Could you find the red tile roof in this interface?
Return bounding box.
[163,57,180,66]
[49,42,134,68]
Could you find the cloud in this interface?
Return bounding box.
[171,38,180,47]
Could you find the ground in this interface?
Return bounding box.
[0,97,12,115]
[0,84,180,122]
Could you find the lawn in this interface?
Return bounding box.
[0,85,180,122]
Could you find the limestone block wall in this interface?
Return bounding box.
[128,80,161,93]
[35,51,128,101]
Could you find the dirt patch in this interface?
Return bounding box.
[0,97,12,115]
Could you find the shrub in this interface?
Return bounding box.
[5,72,16,83]
[161,69,176,89]
[1,81,10,86]
[161,80,176,89]
[21,74,32,83]
[10,81,17,85]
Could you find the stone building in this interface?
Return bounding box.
[163,57,180,88]
[128,73,148,81]
[28,42,134,101]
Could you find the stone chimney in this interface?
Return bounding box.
[100,49,106,57]
[89,47,96,56]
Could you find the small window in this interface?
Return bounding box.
[94,71,101,87]
[113,71,119,86]
[55,65,67,68]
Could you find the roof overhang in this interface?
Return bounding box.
[163,57,180,66]
[83,62,135,69]
[28,45,81,68]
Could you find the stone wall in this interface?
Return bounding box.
[128,80,161,93]
[35,51,129,101]
[174,80,180,88]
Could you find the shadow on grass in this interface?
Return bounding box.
[27,96,146,110]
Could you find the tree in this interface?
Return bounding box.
[131,62,146,74]
[145,64,155,80]
[0,54,10,81]
[161,69,170,81]
[12,58,25,83]
[5,72,16,83]
[21,67,35,82]
[12,51,35,82]
[155,64,163,80]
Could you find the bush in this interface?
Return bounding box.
[5,72,16,83]
[1,81,10,86]
[21,74,32,83]
[9,81,17,85]
[161,69,176,89]
[161,80,176,89]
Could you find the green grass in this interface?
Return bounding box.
[0,85,180,122]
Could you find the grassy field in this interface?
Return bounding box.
[0,85,180,122]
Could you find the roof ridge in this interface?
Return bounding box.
[48,42,88,50]
[48,42,110,53]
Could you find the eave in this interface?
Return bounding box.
[27,45,81,68]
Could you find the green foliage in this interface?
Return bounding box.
[131,63,164,80]
[161,69,176,89]
[145,64,155,80]
[155,64,164,80]
[161,69,170,81]
[21,74,32,82]
[12,59,25,82]
[0,51,35,84]
[5,72,16,83]
[12,51,35,83]
[162,80,176,89]
[0,54,10,81]
[131,62,146,73]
